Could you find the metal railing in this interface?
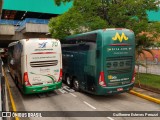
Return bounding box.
[135,57,160,93]
[136,57,160,75]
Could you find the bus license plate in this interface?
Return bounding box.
[117,88,123,91]
[42,86,48,90]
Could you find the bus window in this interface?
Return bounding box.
[126,60,131,66]
[119,61,124,67]
[113,62,118,67]
[106,62,111,68]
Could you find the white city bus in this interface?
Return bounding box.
[8,38,62,94]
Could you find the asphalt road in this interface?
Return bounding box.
[5,69,160,120]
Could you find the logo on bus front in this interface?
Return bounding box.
[112,32,128,42]
[108,75,117,80]
[39,42,47,48]
[52,42,58,47]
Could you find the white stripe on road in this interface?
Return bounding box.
[63,86,75,92]
[83,101,96,110]
[58,88,67,94]
[107,117,115,120]
[70,93,77,97]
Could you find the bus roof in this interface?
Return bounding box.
[19,38,59,42]
[8,38,60,47]
[65,28,132,41]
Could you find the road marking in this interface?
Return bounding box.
[63,86,75,92]
[70,93,77,97]
[2,68,19,120]
[83,101,96,110]
[58,88,68,94]
[107,117,115,120]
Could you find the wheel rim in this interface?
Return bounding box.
[66,77,70,85]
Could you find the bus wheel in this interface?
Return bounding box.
[66,76,72,87]
[73,78,80,91]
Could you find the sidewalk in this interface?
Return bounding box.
[133,87,160,100]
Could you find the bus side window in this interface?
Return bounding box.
[96,50,100,58]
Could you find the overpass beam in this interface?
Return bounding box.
[0,25,15,35]
[0,32,50,41]
[20,23,49,33]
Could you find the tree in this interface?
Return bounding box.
[50,0,160,69]
[49,0,107,39]
[50,0,159,39]
[54,0,72,6]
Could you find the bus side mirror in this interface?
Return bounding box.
[96,50,100,58]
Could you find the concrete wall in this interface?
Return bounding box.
[0,24,15,35]
[24,23,49,33]
[138,49,160,61]
[0,32,51,41]
[0,22,51,47]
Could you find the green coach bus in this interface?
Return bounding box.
[62,28,135,95]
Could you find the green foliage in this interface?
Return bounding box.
[54,0,72,6]
[49,0,107,39]
[148,22,160,33]
[50,0,159,40]
[49,8,84,39]
[154,42,160,47]
[135,73,160,89]
[50,0,160,68]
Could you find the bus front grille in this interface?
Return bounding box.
[30,60,58,67]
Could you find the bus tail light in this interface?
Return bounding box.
[24,72,31,86]
[99,71,106,87]
[131,69,136,83]
[58,69,62,82]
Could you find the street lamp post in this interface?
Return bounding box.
[0,0,3,19]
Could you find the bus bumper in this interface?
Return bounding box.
[23,82,62,94]
[97,83,134,95]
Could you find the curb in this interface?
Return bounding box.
[2,67,19,120]
[129,90,160,104]
[134,83,160,94]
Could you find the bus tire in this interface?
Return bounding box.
[73,78,80,91]
[66,76,72,87]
